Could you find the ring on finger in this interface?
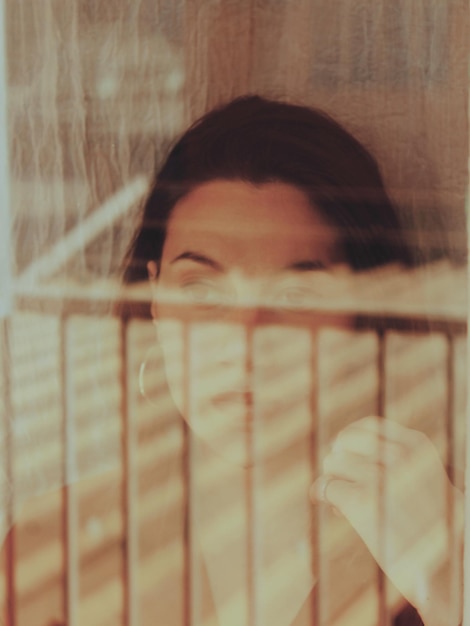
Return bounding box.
[319,475,334,503]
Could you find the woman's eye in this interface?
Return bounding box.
[274,288,313,308]
[180,281,227,305]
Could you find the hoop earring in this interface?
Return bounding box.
[138,344,163,406]
[138,358,149,400]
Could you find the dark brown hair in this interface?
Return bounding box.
[123,95,412,284]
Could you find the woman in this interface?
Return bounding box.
[123,96,463,626]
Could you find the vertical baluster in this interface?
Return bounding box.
[182,321,196,626]
[445,332,460,618]
[60,314,79,626]
[181,416,193,626]
[1,318,15,626]
[445,332,456,485]
[376,329,389,626]
[463,323,470,626]
[245,324,258,626]
[121,317,138,626]
[0,0,14,618]
[376,329,386,417]
[309,325,319,626]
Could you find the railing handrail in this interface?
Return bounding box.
[12,289,467,335]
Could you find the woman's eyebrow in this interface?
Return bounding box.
[286,260,326,272]
[170,251,224,271]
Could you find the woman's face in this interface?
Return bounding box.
[151,180,346,465]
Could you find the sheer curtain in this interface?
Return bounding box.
[7,0,468,281]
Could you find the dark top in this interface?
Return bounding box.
[393,604,424,625]
[290,585,425,625]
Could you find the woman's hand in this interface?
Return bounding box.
[312,416,463,626]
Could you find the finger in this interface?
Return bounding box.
[332,428,408,464]
[348,416,426,443]
[334,417,424,455]
[310,475,362,512]
[323,450,393,485]
[313,476,404,535]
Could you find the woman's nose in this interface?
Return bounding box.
[190,322,249,378]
